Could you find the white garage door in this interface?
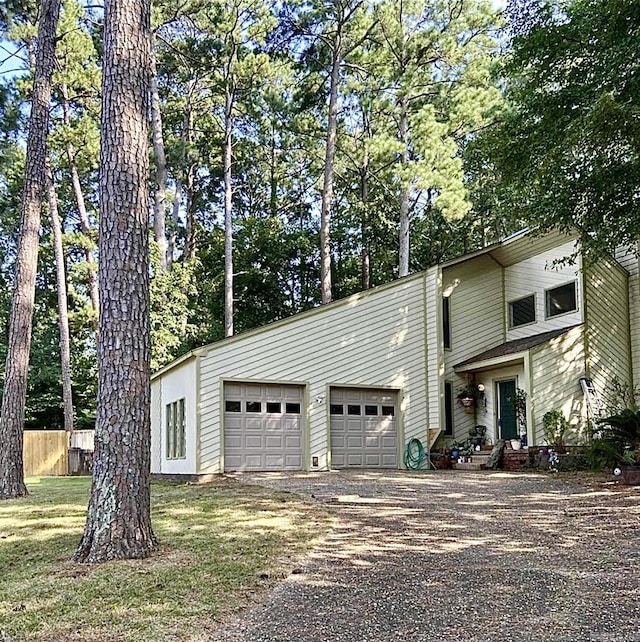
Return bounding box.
[224,383,304,471]
[330,388,398,468]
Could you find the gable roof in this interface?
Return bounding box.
[454,325,583,371]
[441,228,580,270]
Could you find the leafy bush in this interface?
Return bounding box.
[542,409,569,448]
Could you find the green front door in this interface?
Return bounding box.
[497,379,518,440]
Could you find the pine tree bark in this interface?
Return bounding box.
[398,94,411,278]
[0,0,61,500]
[150,43,168,270]
[46,161,74,435]
[320,28,342,305]
[73,0,157,562]
[223,74,235,337]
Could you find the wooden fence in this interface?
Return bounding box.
[23,430,69,476]
[23,430,95,476]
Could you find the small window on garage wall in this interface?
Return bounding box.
[166,398,186,460]
[444,382,454,435]
[286,402,301,414]
[225,400,241,412]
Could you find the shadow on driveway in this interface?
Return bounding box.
[213,471,640,642]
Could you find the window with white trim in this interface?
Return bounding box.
[166,398,186,460]
[545,281,577,318]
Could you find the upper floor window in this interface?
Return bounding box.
[442,297,451,349]
[545,281,577,318]
[509,294,536,328]
[166,398,186,460]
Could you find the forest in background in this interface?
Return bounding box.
[0,0,637,430]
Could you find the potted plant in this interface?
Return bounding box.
[469,425,487,448]
[508,388,528,448]
[457,383,483,409]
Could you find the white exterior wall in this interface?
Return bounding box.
[530,325,586,444]
[156,357,199,474]
[442,255,504,441]
[505,241,583,341]
[584,257,632,407]
[151,378,162,473]
[198,275,429,473]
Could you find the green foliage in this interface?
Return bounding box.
[542,409,569,447]
[472,0,640,257]
[150,248,199,370]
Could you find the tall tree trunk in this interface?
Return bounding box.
[320,31,342,305]
[61,85,100,317]
[150,43,168,270]
[223,78,235,337]
[0,0,61,500]
[46,161,74,435]
[360,133,370,291]
[74,0,157,562]
[398,94,411,278]
[167,177,181,269]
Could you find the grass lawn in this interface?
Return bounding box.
[0,476,332,642]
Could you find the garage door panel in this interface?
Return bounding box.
[331,388,398,469]
[285,435,301,448]
[225,435,242,449]
[347,435,363,448]
[245,435,263,448]
[224,383,304,471]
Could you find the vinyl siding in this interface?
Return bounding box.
[442,255,504,440]
[615,245,640,389]
[198,275,429,473]
[151,378,162,473]
[505,241,583,341]
[425,267,442,434]
[490,230,578,267]
[584,257,632,408]
[530,326,586,445]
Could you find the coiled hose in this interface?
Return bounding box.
[403,438,430,470]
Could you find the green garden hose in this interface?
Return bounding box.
[403,438,430,470]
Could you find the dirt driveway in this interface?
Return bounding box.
[212,470,640,642]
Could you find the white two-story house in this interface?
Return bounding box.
[150,229,638,476]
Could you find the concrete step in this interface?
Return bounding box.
[453,461,485,471]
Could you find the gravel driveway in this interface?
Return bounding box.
[212,470,640,642]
